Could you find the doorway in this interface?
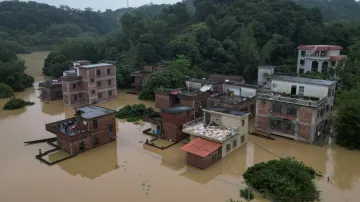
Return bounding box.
[291,85,297,95]
[79,141,85,152]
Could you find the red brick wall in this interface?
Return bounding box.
[155,93,171,109]
[180,99,194,109]
[186,152,217,169]
[62,81,68,93]
[89,69,96,81]
[257,100,270,114]
[298,123,311,140]
[256,116,269,130]
[63,93,69,105]
[96,80,107,91]
[208,98,256,117]
[213,83,223,93]
[58,136,71,153]
[299,107,312,123]
[271,113,297,121]
[162,110,194,142]
[79,68,88,79]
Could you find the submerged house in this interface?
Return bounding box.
[131,65,166,90]
[39,79,63,101]
[181,108,250,169]
[45,105,117,155]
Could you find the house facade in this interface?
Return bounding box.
[297,45,345,74]
[255,75,336,143]
[181,108,249,169]
[39,80,63,101]
[45,105,117,155]
[131,65,166,90]
[61,63,117,105]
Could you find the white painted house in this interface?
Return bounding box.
[297,45,345,74]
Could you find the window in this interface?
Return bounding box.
[107,68,111,74]
[270,119,281,130]
[212,154,217,161]
[326,105,329,113]
[73,95,77,101]
[311,61,319,72]
[272,103,282,113]
[91,79,94,82]
[241,135,245,143]
[332,89,335,97]
[92,90,95,94]
[93,136,100,146]
[79,93,82,98]
[299,86,304,96]
[299,68,304,74]
[287,107,297,115]
[322,61,329,72]
[98,92,102,99]
[73,83,76,89]
[328,89,331,97]
[301,51,305,56]
[242,120,245,126]
[331,61,336,66]
[108,124,114,133]
[226,144,231,152]
[93,119,98,129]
[291,85,297,95]
[300,59,305,66]
[79,141,85,152]
[233,140,238,148]
[97,70,101,76]
[97,81,101,87]
[108,90,113,97]
[108,80,111,85]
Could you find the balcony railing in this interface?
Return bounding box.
[183,117,204,129]
[257,93,327,107]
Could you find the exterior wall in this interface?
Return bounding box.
[155,93,171,109]
[213,83,223,93]
[179,93,209,116]
[162,110,194,142]
[221,133,246,158]
[271,79,330,98]
[257,66,274,86]
[40,87,63,101]
[297,49,341,73]
[186,81,202,90]
[186,151,219,169]
[223,85,256,98]
[207,97,256,118]
[56,113,116,155]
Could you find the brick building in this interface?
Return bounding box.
[161,106,195,142]
[131,65,166,90]
[255,75,336,143]
[61,63,117,105]
[181,108,249,169]
[207,74,245,91]
[207,82,258,118]
[39,79,63,101]
[45,105,117,155]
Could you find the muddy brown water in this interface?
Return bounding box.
[0,52,359,202]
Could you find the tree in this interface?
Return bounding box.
[335,85,360,149]
[3,98,35,110]
[43,52,71,77]
[166,54,205,78]
[243,158,319,202]
[139,69,185,100]
[0,83,14,98]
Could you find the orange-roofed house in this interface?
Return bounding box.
[297,45,346,74]
[181,108,250,169]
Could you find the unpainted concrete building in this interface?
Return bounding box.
[39,80,63,101]
[131,65,166,90]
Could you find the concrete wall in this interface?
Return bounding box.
[221,133,246,158]
[223,84,256,97]
[271,79,331,98]
[162,110,194,142]
[257,67,274,86]
[186,151,219,169]
[297,50,341,73]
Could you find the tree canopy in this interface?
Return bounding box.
[243,158,319,202]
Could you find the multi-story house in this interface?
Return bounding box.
[61,63,117,105]
[39,79,63,101]
[130,65,167,90]
[297,45,346,74]
[45,105,117,155]
[181,108,249,169]
[255,75,336,143]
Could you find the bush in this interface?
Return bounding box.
[3,98,35,110]
[0,83,14,98]
[243,158,319,202]
[240,188,254,200]
[116,104,160,121]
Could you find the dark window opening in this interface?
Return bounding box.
[108,80,111,85]
[326,105,329,112]
[241,135,245,143]
[108,90,112,97]
[98,92,102,99]
[331,61,336,66]
[97,70,101,76]
[107,69,111,74]
[92,90,95,94]
[300,59,305,66]
[79,93,82,98]
[226,144,231,152]
[299,68,304,74]
[108,124,114,133]
[332,89,335,97]
[328,89,331,97]
[91,79,94,82]
[93,119,98,129]
[242,120,245,126]
[311,61,319,72]
[272,103,282,113]
[287,107,297,115]
[322,61,329,72]
[73,83,76,88]
[79,141,85,152]
[301,51,306,56]
[291,85,297,95]
[93,136,100,146]
[73,95,77,101]
[299,86,304,96]
[97,81,101,87]
[233,140,238,148]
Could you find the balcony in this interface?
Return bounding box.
[257,93,327,107]
[46,117,90,140]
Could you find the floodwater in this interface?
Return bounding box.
[0,52,359,202]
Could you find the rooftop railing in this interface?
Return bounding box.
[257,93,327,107]
[183,117,204,129]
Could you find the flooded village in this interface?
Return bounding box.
[0,48,359,202]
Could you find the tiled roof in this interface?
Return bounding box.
[180,138,222,157]
[297,45,343,51]
[330,56,345,61]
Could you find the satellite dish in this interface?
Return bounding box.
[83,121,87,125]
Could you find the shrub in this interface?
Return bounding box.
[240,188,254,200]
[243,158,319,202]
[0,83,14,98]
[3,98,35,110]
[116,104,160,121]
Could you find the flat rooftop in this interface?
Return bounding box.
[224,82,259,89]
[183,122,238,142]
[75,105,116,119]
[204,108,247,117]
[272,75,336,86]
[209,94,254,103]
[78,63,113,69]
[188,78,218,85]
